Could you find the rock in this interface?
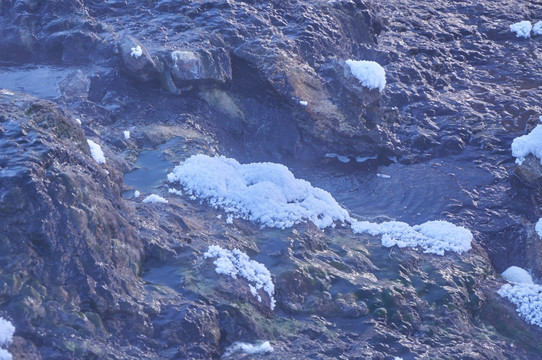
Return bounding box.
[168,48,232,85]
[514,154,542,189]
[59,70,90,98]
[117,35,158,82]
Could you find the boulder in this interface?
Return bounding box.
[169,48,232,85]
[118,35,158,82]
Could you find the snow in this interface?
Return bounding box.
[130,45,143,58]
[498,283,542,327]
[167,155,350,229]
[536,218,542,238]
[377,173,391,179]
[0,318,14,360]
[325,153,350,163]
[510,21,532,38]
[87,139,106,164]
[204,245,276,310]
[299,100,308,106]
[355,155,378,163]
[502,266,534,285]
[223,341,274,357]
[511,124,542,165]
[351,219,472,255]
[75,118,81,125]
[134,190,140,198]
[534,21,542,36]
[142,194,168,204]
[168,188,183,196]
[123,130,130,140]
[345,60,386,91]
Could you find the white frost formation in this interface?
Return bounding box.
[536,218,542,238]
[223,341,274,357]
[511,124,542,165]
[345,59,386,91]
[87,139,106,164]
[204,245,276,310]
[0,318,14,360]
[499,283,542,327]
[502,266,534,285]
[534,21,542,36]
[351,220,472,255]
[510,21,532,38]
[168,155,350,229]
[130,45,143,58]
[142,194,168,204]
[123,130,130,140]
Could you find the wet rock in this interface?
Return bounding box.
[514,154,542,189]
[118,35,158,82]
[59,70,90,98]
[168,48,232,85]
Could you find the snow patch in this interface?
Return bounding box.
[223,341,274,357]
[123,130,130,140]
[299,100,308,106]
[534,21,542,36]
[345,60,386,91]
[510,21,532,38]
[134,190,141,198]
[130,45,143,58]
[511,124,542,165]
[536,218,542,238]
[325,153,350,163]
[168,188,183,196]
[377,173,391,179]
[351,219,472,255]
[499,283,542,327]
[204,245,275,310]
[502,266,534,285]
[87,139,106,164]
[0,318,14,360]
[142,194,168,204]
[75,118,81,125]
[167,155,350,229]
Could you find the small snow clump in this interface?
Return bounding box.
[142,194,168,204]
[87,139,106,164]
[223,341,274,357]
[510,21,532,38]
[511,124,542,165]
[299,100,308,106]
[168,188,183,196]
[123,130,130,140]
[502,266,534,285]
[134,190,141,198]
[167,155,350,229]
[130,45,143,58]
[498,282,542,327]
[75,118,81,125]
[0,318,14,360]
[534,21,542,36]
[204,245,276,310]
[351,219,472,255]
[345,60,386,91]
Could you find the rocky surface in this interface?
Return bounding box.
[1,0,542,359]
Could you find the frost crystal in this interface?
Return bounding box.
[204,245,276,310]
[510,21,532,38]
[142,194,168,204]
[0,318,14,360]
[499,283,542,327]
[87,139,106,164]
[511,124,542,165]
[168,155,350,229]
[351,219,472,255]
[345,59,386,91]
[223,341,274,357]
[130,45,143,58]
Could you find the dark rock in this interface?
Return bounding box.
[168,48,232,85]
[59,70,90,98]
[514,155,542,189]
[117,35,158,83]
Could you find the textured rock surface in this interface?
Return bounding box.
[1,0,542,359]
